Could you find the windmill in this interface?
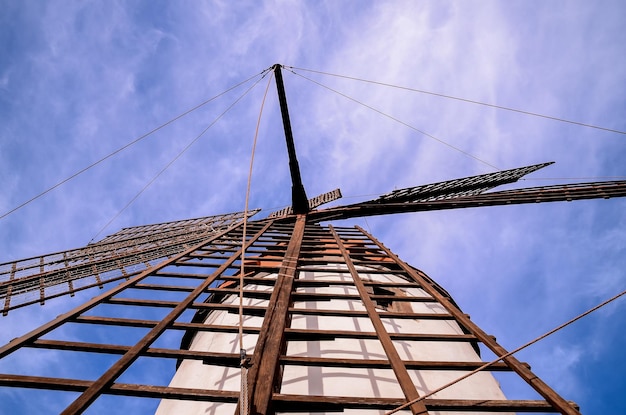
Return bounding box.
[1,64,625,414]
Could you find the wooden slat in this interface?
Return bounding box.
[0,374,240,401]
[285,327,475,342]
[279,355,526,371]
[0,374,575,411]
[291,307,457,320]
[272,393,577,412]
[71,319,477,341]
[31,339,527,371]
[30,339,241,366]
[131,283,197,292]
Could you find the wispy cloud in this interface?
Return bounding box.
[0,1,624,414]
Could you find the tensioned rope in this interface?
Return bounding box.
[284,68,500,171]
[89,72,271,243]
[385,287,626,414]
[286,66,626,136]
[237,69,274,415]
[0,68,272,222]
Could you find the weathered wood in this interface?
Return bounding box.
[310,180,626,222]
[279,355,526,371]
[330,225,428,415]
[291,291,434,302]
[272,392,577,412]
[358,226,582,415]
[0,374,576,411]
[247,215,306,414]
[291,307,458,320]
[99,300,457,320]
[60,221,272,415]
[291,278,420,288]
[131,283,198,292]
[30,339,241,366]
[297,266,398,274]
[0,222,245,360]
[0,374,240,401]
[285,327,475,341]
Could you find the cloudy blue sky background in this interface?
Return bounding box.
[1,1,625,414]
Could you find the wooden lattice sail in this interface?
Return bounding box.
[0,213,586,414]
[0,210,258,315]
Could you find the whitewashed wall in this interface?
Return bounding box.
[156,265,512,415]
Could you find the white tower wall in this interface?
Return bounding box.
[156,265,512,415]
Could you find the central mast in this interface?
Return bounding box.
[273,64,309,214]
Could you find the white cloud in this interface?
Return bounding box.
[0,1,625,413]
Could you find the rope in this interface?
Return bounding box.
[237,70,274,415]
[384,287,626,414]
[89,72,271,243]
[0,68,272,222]
[286,66,626,136]
[284,68,500,171]
[240,366,249,415]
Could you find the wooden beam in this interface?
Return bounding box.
[0,374,240,401]
[330,225,428,415]
[285,327,475,341]
[247,215,306,414]
[272,393,577,412]
[279,355,526,371]
[273,65,309,214]
[310,180,626,222]
[0,374,575,411]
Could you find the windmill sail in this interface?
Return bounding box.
[375,162,554,203]
[0,216,581,414]
[0,210,258,314]
[310,171,626,221]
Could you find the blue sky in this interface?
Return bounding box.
[1,1,625,414]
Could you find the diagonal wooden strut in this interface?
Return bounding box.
[329,224,428,415]
[246,214,306,414]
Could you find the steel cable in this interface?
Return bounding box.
[285,68,501,171]
[1,68,272,222]
[286,66,626,136]
[89,71,271,243]
[237,69,274,415]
